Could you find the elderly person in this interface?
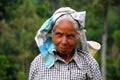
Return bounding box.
[29,7,102,80]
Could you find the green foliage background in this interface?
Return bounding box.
[0,0,120,80]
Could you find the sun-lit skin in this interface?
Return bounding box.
[52,19,77,62]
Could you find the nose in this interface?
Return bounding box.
[61,36,67,45]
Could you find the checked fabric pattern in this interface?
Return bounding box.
[29,49,102,80]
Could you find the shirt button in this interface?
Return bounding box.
[68,67,70,70]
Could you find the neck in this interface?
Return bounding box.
[57,51,74,62]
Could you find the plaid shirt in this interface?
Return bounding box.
[29,49,102,80]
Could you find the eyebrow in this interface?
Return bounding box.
[53,31,61,35]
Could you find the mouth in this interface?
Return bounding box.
[59,47,67,52]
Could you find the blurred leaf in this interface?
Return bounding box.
[113,30,120,47]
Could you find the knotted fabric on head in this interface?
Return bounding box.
[35,7,88,68]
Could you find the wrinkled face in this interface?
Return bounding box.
[52,19,77,55]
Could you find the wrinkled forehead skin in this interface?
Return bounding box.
[52,14,79,35]
[53,18,77,34]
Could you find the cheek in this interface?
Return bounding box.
[52,35,60,46]
[68,39,76,47]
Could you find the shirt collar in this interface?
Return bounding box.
[53,49,83,69]
[72,49,83,69]
[54,51,65,63]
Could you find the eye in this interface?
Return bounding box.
[67,34,76,39]
[55,32,63,37]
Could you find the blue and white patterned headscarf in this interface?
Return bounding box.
[35,7,88,68]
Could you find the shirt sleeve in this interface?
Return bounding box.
[28,54,41,80]
[91,62,102,80]
[28,59,38,80]
[88,57,102,80]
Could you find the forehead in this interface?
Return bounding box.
[53,19,76,33]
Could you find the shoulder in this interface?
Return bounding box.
[29,53,46,74]
[77,49,99,67]
[31,54,42,64]
[29,54,45,80]
[77,49,102,78]
[30,54,44,68]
